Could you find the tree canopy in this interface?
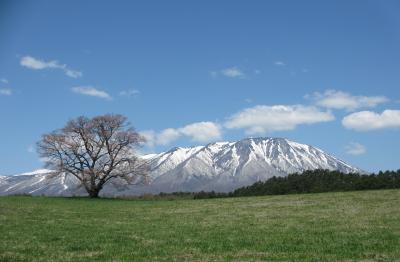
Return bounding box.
[38,114,148,197]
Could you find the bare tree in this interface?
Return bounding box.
[37,114,148,198]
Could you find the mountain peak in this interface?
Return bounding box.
[0,137,362,196]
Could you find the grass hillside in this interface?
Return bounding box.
[1,190,400,261]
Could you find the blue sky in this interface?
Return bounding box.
[1,0,400,174]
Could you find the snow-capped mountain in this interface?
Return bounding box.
[0,137,363,196]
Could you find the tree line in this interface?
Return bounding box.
[191,169,400,199]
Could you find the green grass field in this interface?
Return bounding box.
[1,190,400,261]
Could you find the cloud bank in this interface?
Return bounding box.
[211,67,245,78]
[221,67,244,78]
[342,110,400,131]
[142,121,222,146]
[20,56,82,78]
[308,90,388,111]
[71,86,112,100]
[225,105,334,134]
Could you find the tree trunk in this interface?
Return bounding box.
[88,188,100,198]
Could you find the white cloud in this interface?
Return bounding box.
[221,67,244,78]
[342,109,400,131]
[308,90,388,111]
[211,67,246,78]
[20,55,82,78]
[179,122,222,143]
[1,78,8,84]
[140,130,157,147]
[20,56,55,69]
[0,88,12,96]
[345,142,366,155]
[225,105,334,134]
[157,128,182,145]
[143,121,222,146]
[64,69,82,78]
[119,89,140,97]
[71,86,112,100]
[274,61,286,66]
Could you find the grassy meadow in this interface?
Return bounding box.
[1,189,400,261]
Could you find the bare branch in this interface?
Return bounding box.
[37,114,148,198]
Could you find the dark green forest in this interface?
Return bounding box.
[191,169,400,199]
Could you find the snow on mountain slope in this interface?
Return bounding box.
[145,145,204,180]
[0,170,82,196]
[148,138,361,193]
[0,137,363,196]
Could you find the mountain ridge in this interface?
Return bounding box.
[0,137,363,196]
